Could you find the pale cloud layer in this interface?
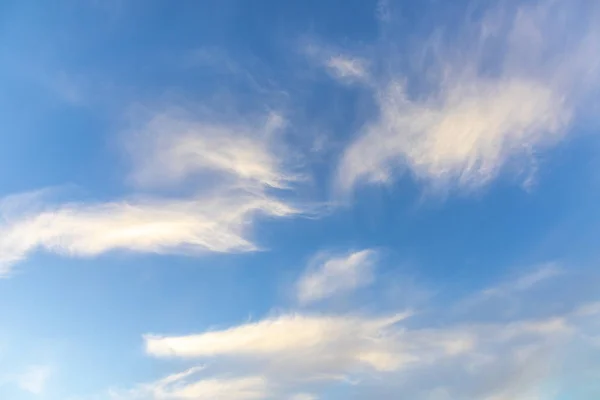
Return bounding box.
[296,249,377,304]
[304,43,370,84]
[15,365,53,395]
[109,367,267,400]
[287,394,318,400]
[0,190,296,275]
[79,260,600,399]
[324,55,369,82]
[127,109,296,190]
[0,365,53,396]
[145,312,415,373]
[141,310,589,399]
[336,0,600,194]
[133,264,600,400]
[338,78,569,192]
[456,263,564,314]
[0,103,301,275]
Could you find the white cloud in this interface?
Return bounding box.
[0,102,305,275]
[296,249,377,304]
[511,264,563,291]
[141,310,588,399]
[145,312,416,374]
[304,43,370,84]
[288,393,318,400]
[143,309,579,385]
[93,264,600,400]
[336,0,600,194]
[127,109,295,190]
[3,365,53,396]
[338,78,570,192]
[325,55,369,82]
[459,263,563,310]
[109,367,267,400]
[0,190,297,275]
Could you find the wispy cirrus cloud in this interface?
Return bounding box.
[78,259,600,399]
[0,189,297,276]
[145,312,416,374]
[0,365,53,396]
[140,309,586,399]
[130,262,600,400]
[337,78,570,192]
[334,0,600,195]
[108,367,267,400]
[324,55,369,82]
[457,263,564,313]
[296,249,378,305]
[0,105,303,275]
[303,43,370,84]
[287,393,318,400]
[126,109,298,190]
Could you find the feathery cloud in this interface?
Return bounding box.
[127,109,296,190]
[324,55,369,82]
[0,102,303,275]
[96,263,600,399]
[145,312,416,374]
[0,190,297,275]
[141,310,587,399]
[458,263,564,311]
[338,78,569,192]
[335,0,600,194]
[296,249,377,304]
[1,365,53,396]
[109,367,267,400]
[304,43,370,84]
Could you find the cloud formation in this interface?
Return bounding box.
[145,312,415,374]
[338,78,569,192]
[296,249,377,304]
[127,109,296,190]
[130,263,600,399]
[336,0,600,194]
[304,43,370,84]
[0,103,303,275]
[109,367,267,400]
[324,55,369,82]
[141,310,584,399]
[0,190,296,275]
[0,365,53,396]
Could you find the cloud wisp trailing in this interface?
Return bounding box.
[304,43,371,85]
[296,249,378,305]
[0,365,53,396]
[335,0,600,195]
[108,367,268,400]
[145,312,415,374]
[126,109,298,190]
[0,190,297,275]
[0,107,302,275]
[129,265,600,399]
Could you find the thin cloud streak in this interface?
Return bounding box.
[109,367,267,400]
[127,109,298,190]
[0,365,53,396]
[142,310,588,399]
[303,43,371,84]
[145,313,414,372]
[0,102,304,274]
[325,55,369,82]
[0,190,297,275]
[97,264,600,399]
[335,0,600,194]
[296,249,377,305]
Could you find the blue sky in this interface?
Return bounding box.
[1,0,600,399]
